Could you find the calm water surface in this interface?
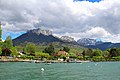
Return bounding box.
[0,62,120,80]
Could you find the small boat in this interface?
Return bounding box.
[45,63,51,65]
[41,68,44,71]
[35,60,40,63]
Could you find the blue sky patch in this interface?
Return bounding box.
[2,31,26,40]
[74,0,102,3]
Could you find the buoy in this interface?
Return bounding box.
[95,62,98,66]
[41,68,44,71]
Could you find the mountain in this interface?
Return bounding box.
[77,38,120,50]
[13,28,63,45]
[13,28,120,50]
[61,36,75,42]
[60,36,78,45]
[86,42,120,50]
[77,38,103,46]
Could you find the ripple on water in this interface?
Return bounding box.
[0,62,120,80]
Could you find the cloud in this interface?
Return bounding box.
[54,27,110,40]
[102,34,120,43]
[54,27,120,43]
[0,0,120,42]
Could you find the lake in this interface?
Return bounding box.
[0,62,120,80]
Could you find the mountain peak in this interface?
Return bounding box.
[13,28,63,45]
[61,36,75,42]
[77,38,103,46]
[27,28,52,36]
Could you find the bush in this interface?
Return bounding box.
[35,52,50,60]
[92,56,105,62]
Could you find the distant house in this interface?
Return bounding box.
[19,52,26,55]
[0,48,11,56]
[54,50,69,61]
[57,51,69,56]
[18,52,27,57]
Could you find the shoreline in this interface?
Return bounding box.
[0,59,90,63]
[1,56,120,63]
[0,60,120,63]
[0,59,120,63]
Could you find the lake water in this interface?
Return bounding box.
[0,62,120,80]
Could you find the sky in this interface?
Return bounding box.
[0,0,120,43]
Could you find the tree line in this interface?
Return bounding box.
[82,48,120,61]
[0,36,120,61]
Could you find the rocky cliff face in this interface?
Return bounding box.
[27,28,52,36]
[61,36,75,42]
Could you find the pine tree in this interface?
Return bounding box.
[4,36,13,49]
[0,22,2,41]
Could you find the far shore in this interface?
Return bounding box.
[0,59,120,63]
[0,59,90,63]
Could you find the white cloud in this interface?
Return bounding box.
[54,27,110,39]
[0,0,120,43]
[54,27,120,43]
[101,34,120,43]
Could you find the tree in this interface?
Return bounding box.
[63,46,70,52]
[16,46,24,52]
[4,36,13,49]
[43,44,55,55]
[35,52,50,60]
[0,47,2,55]
[116,48,120,56]
[103,50,110,60]
[109,48,119,57]
[0,22,2,41]
[82,48,93,58]
[2,48,11,56]
[25,43,36,56]
[69,53,77,58]
[82,50,85,58]
[11,47,18,57]
[92,49,103,57]
[60,54,67,61]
